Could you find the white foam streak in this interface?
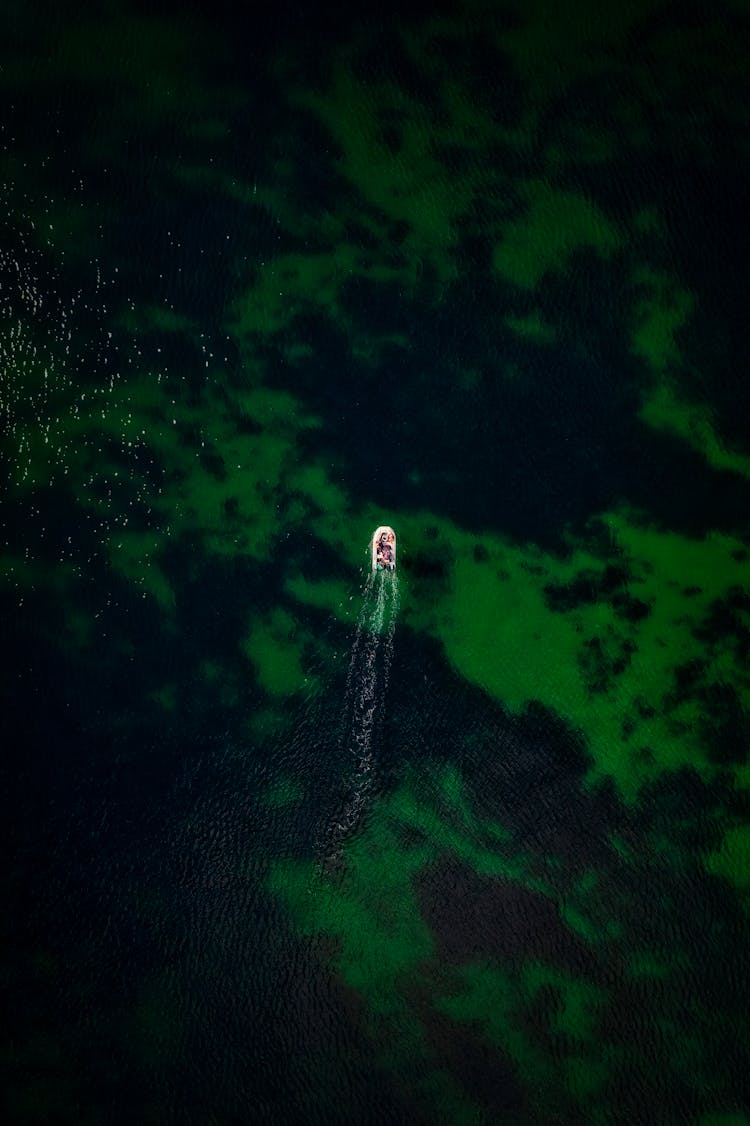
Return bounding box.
[320,571,399,862]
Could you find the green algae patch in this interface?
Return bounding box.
[234,387,319,434]
[270,748,737,1121]
[444,548,583,713]
[116,303,197,337]
[450,959,612,1107]
[0,553,75,597]
[148,683,177,713]
[83,372,322,571]
[705,824,750,892]
[640,381,750,482]
[627,267,750,480]
[161,427,292,559]
[437,962,546,1077]
[271,769,522,1123]
[631,267,694,375]
[271,820,434,1014]
[241,608,316,698]
[522,963,607,1042]
[271,764,550,999]
[285,574,355,625]
[493,180,622,289]
[230,245,357,337]
[504,308,558,346]
[229,237,417,366]
[560,901,609,945]
[292,59,472,286]
[390,774,531,887]
[438,960,613,1116]
[398,508,750,800]
[629,950,681,981]
[544,120,618,168]
[109,531,175,610]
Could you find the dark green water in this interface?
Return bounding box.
[2,2,750,1123]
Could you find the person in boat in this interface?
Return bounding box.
[376,530,395,569]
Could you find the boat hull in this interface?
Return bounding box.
[371,526,396,572]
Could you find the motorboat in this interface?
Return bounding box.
[371,526,396,572]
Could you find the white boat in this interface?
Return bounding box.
[371,526,396,572]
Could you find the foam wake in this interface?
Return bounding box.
[325,570,399,852]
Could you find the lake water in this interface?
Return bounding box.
[2,2,749,1123]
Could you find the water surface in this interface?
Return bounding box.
[2,2,750,1123]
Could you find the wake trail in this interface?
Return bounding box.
[322,571,399,856]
